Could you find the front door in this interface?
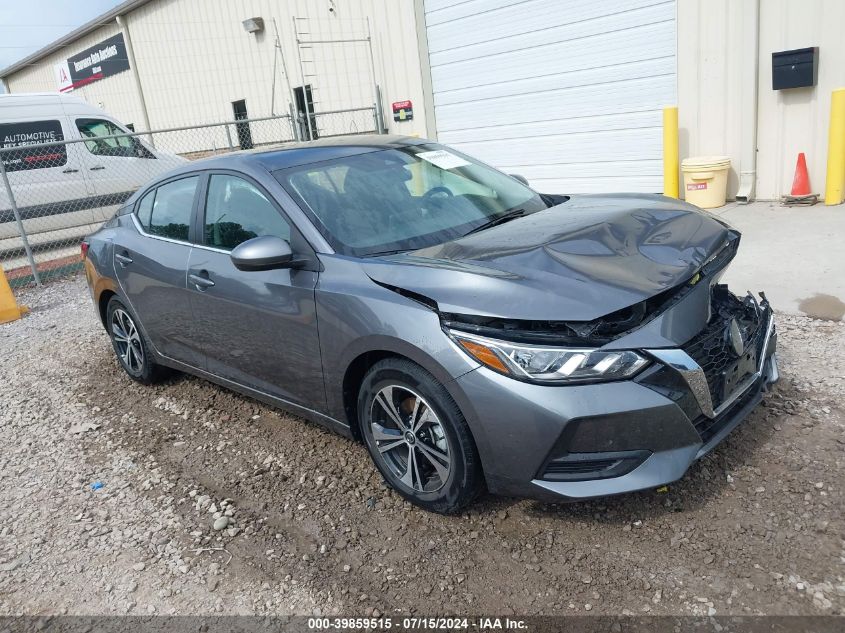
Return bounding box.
[187,172,324,409]
[231,100,253,150]
[113,175,204,367]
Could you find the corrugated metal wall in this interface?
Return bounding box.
[422,0,678,193]
[5,21,147,131]
[5,0,428,138]
[679,0,845,200]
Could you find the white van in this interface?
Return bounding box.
[0,93,185,270]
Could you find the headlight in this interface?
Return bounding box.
[449,330,649,384]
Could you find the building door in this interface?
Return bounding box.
[231,100,253,150]
[294,85,318,141]
[422,0,677,193]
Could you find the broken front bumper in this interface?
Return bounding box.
[451,293,778,502]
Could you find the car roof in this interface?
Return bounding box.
[120,134,433,211]
[181,134,431,173]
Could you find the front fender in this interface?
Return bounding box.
[315,258,480,423]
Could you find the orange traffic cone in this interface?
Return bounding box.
[0,266,28,324]
[791,152,811,196]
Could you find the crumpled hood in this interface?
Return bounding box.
[361,193,736,321]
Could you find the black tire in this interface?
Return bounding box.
[106,297,167,385]
[358,358,483,514]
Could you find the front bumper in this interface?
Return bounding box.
[452,306,778,502]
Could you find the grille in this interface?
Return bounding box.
[682,289,766,410]
[693,378,761,444]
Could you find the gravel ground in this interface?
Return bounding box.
[1,275,843,616]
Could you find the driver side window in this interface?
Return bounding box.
[76,118,143,158]
[203,174,291,251]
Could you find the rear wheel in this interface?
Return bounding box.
[359,358,482,514]
[106,297,166,385]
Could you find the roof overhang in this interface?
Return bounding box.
[0,0,154,78]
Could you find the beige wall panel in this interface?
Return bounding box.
[5,0,428,139]
[5,22,147,131]
[677,0,744,199]
[679,0,845,200]
[756,0,845,199]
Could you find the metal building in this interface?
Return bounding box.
[0,0,431,145]
[2,0,844,201]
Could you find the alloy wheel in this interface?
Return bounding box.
[111,308,144,374]
[369,385,452,493]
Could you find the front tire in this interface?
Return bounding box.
[359,358,483,514]
[106,297,166,385]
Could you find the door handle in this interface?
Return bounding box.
[115,252,133,267]
[188,272,215,290]
[62,168,79,173]
[90,165,106,171]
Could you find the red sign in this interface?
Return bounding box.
[687,182,708,190]
[392,100,413,122]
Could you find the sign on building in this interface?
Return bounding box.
[54,33,130,93]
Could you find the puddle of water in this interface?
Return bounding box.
[798,293,845,321]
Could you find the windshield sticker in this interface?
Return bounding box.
[417,150,470,170]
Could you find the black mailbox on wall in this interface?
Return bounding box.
[772,47,818,90]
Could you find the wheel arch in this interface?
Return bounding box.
[97,289,117,329]
[337,336,474,443]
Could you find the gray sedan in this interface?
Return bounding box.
[82,135,778,514]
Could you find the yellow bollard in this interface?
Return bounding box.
[0,266,28,324]
[825,88,845,205]
[663,106,679,198]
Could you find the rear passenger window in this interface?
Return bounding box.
[136,190,154,228]
[136,176,198,241]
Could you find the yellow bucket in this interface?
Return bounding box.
[681,156,731,209]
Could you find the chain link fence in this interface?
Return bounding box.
[0,107,378,290]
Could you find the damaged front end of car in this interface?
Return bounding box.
[360,199,778,500]
[441,273,779,498]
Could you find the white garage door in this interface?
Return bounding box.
[424,0,677,193]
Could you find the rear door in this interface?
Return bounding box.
[113,174,204,367]
[186,171,324,409]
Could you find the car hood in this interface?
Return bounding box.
[361,193,736,322]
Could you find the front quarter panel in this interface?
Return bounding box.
[316,255,480,425]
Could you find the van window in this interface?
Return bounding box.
[137,176,198,242]
[0,120,67,172]
[76,118,140,158]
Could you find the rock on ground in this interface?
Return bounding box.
[0,276,843,616]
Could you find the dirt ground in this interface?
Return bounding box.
[1,276,843,617]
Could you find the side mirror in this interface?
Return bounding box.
[132,138,155,159]
[509,173,530,186]
[230,235,294,271]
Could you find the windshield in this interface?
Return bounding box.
[274,143,549,257]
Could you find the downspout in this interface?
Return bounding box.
[413,0,437,139]
[116,13,153,145]
[735,0,760,203]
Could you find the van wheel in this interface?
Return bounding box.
[358,358,483,514]
[106,297,167,385]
